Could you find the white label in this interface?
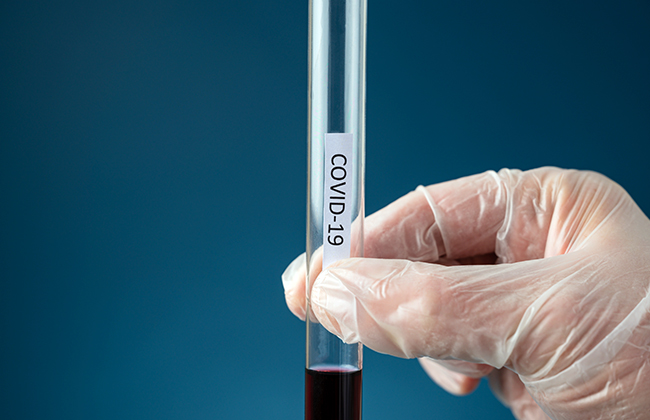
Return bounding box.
[322,133,354,269]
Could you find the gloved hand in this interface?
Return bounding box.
[282,167,650,420]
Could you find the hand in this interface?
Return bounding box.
[282,167,650,420]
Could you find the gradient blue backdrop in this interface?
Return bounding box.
[1,1,649,419]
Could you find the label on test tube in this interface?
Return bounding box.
[322,133,354,270]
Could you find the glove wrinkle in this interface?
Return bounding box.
[416,185,445,259]
[524,289,650,391]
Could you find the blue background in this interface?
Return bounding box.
[1,1,649,419]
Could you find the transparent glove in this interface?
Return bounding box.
[282,167,650,420]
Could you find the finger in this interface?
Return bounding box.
[366,167,625,264]
[364,169,520,261]
[309,255,579,369]
[418,358,482,396]
[489,369,551,420]
[281,251,497,321]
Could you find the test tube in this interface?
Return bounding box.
[305,0,366,420]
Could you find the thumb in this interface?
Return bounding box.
[310,254,584,371]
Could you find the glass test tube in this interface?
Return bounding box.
[305,0,366,420]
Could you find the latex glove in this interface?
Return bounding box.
[282,167,650,420]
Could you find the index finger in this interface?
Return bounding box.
[365,170,503,261]
[365,168,562,262]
